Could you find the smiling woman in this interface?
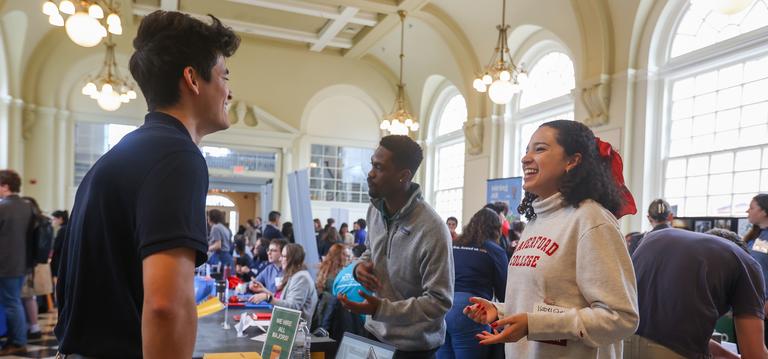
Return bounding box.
[464,119,639,358]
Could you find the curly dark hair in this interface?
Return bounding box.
[517,120,623,220]
[129,11,240,111]
[456,208,501,247]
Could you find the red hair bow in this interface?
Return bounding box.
[595,137,637,219]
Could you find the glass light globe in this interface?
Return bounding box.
[82,82,96,95]
[380,120,391,130]
[98,25,107,38]
[59,0,75,15]
[89,4,104,19]
[65,12,104,47]
[710,0,753,14]
[473,78,484,89]
[499,70,511,81]
[49,13,64,26]
[120,93,130,103]
[43,1,58,16]
[97,91,122,111]
[488,79,515,105]
[108,24,122,35]
[404,118,413,127]
[482,74,493,85]
[127,90,137,99]
[476,83,487,93]
[517,71,529,87]
[106,13,121,27]
[102,83,113,94]
[411,122,420,131]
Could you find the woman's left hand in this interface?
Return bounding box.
[476,313,529,345]
[248,291,270,304]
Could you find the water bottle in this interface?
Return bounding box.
[291,319,311,359]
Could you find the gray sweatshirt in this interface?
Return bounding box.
[271,270,318,325]
[495,193,639,358]
[359,184,454,351]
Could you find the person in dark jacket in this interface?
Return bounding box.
[50,210,69,280]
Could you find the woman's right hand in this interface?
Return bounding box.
[463,297,499,325]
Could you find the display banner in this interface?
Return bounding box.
[487,177,523,220]
[287,169,319,278]
[260,306,302,359]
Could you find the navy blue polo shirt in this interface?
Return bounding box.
[55,112,209,358]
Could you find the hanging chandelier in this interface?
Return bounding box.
[42,0,123,48]
[81,36,138,111]
[380,11,419,135]
[472,0,528,105]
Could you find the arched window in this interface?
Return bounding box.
[206,195,236,207]
[429,90,467,226]
[658,0,768,217]
[506,49,575,178]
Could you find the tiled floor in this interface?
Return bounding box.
[1,311,58,359]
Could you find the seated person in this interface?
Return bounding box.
[313,244,350,330]
[249,237,270,275]
[249,238,287,293]
[235,256,254,283]
[249,244,318,324]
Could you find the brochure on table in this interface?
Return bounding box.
[260,306,302,359]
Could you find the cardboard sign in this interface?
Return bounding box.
[260,306,302,359]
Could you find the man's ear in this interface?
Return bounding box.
[399,169,412,184]
[181,66,200,95]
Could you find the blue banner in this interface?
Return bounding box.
[487,177,523,220]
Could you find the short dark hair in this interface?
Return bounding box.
[356,218,366,230]
[484,203,503,215]
[707,228,749,253]
[208,209,224,224]
[268,211,281,222]
[269,238,288,250]
[352,244,367,258]
[446,217,458,225]
[494,201,509,215]
[52,210,69,225]
[379,135,423,178]
[129,11,240,111]
[0,169,21,193]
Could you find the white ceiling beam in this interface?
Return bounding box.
[227,0,378,27]
[160,0,179,11]
[344,0,432,58]
[310,6,359,52]
[306,0,398,14]
[132,4,353,49]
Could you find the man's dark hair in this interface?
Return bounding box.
[207,209,224,224]
[707,228,749,253]
[0,169,21,193]
[269,238,288,250]
[356,218,366,230]
[494,201,509,215]
[484,203,503,215]
[327,218,335,226]
[352,244,367,258]
[446,217,458,225]
[129,11,240,111]
[379,135,423,178]
[268,211,281,222]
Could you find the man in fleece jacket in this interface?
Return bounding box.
[338,135,454,359]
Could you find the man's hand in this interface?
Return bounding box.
[248,281,264,293]
[338,291,380,315]
[476,313,529,345]
[354,261,380,291]
[248,292,270,304]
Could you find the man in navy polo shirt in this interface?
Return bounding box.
[55,11,240,359]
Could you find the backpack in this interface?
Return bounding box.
[27,217,54,267]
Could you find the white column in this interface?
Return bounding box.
[0,96,10,169]
[280,146,293,221]
[23,105,58,210]
[54,109,73,210]
[6,98,24,172]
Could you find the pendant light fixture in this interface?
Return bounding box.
[380,11,419,135]
[472,0,528,105]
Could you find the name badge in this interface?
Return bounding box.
[754,239,768,254]
[274,276,283,287]
[532,302,568,346]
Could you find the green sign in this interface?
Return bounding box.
[261,306,302,359]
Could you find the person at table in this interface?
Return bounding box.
[249,238,287,294]
[249,243,318,324]
[54,10,240,359]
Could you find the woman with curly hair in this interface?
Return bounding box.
[437,208,508,359]
[313,243,351,330]
[464,120,638,358]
